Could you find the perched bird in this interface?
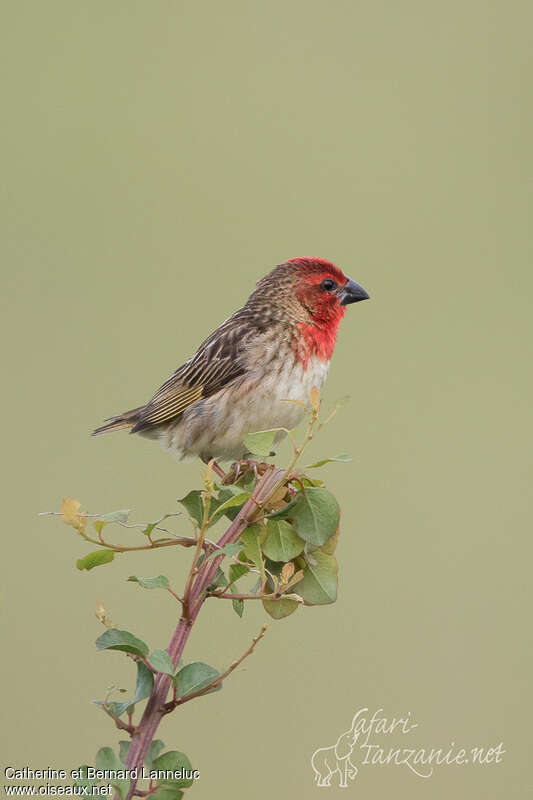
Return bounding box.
[92,257,369,463]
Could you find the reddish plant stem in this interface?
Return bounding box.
[121,467,285,800]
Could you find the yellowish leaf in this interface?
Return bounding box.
[280,562,295,584]
[61,497,85,530]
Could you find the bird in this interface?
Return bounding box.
[92,257,369,464]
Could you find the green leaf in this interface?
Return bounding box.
[228,562,248,616]
[262,519,305,562]
[93,662,154,717]
[305,454,352,469]
[210,492,251,522]
[142,514,176,536]
[318,525,340,555]
[210,566,228,589]
[145,740,165,771]
[241,523,265,563]
[77,550,115,571]
[241,524,266,582]
[95,748,128,800]
[216,485,250,520]
[232,598,244,617]
[289,487,340,546]
[262,597,300,619]
[296,551,338,605]
[178,490,222,526]
[267,495,299,519]
[98,509,131,523]
[127,575,170,590]
[149,649,175,676]
[148,788,183,800]
[118,741,130,763]
[74,766,98,792]
[178,490,204,525]
[243,428,283,456]
[207,542,242,560]
[150,752,193,789]
[228,563,249,583]
[300,476,325,487]
[174,662,220,697]
[95,628,149,659]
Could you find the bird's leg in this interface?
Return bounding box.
[202,457,226,481]
[211,462,226,480]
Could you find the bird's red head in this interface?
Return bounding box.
[286,257,368,326]
[283,257,369,365]
[247,257,369,367]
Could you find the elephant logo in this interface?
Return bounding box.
[311,714,360,788]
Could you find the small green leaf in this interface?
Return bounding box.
[95,628,149,658]
[178,490,204,525]
[178,490,222,526]
[305,454,352,469]
[300,476,325,487]
[148,788,183,800]
[142,514,176,536]
[118,741,130,763]
[142,521,158,536]
[228,563,249,583]
[127,575,170,590]
[232,598,244,617]
[267,495,299,519]
[150,750,194,789]
[174,662,220,697]
[74,766,98,792]
[289,487,340,546]
[318,524,340,555]
[98,509,131,523]
[77,550,115,571]
[95,748,128,800]
[243,428,283,456]
[210,566,228,589]
[93,662,154,717]
[262,519,305,562]
[210,492,251,522]
[241,524,266,582]
[145,740,165,771]
[262,597,300,619]
[296,551,338,605]
[149,649,175,675]
[93,520,107,535]
[207,542,242,560]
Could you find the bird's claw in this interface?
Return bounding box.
[223,458,271,485]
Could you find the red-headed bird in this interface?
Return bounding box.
[92,257,369,462]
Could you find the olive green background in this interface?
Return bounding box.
[1,1,531,798]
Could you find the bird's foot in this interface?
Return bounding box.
[222,458,271,485]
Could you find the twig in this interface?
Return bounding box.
[207,591,275,601]
[38,511,182,538]
[101,703,136,736]
[161,624,268,713]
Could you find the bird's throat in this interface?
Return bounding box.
[293,320,340,369]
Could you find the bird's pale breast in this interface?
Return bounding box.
[158,352,330,462]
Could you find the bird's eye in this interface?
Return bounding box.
[320,278,336,291]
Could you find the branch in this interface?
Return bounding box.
[101,703,136,736]
[207,591,274,601]
[161,624,267,713]
[121,468,285,800]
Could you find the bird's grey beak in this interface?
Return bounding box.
[340,277,370,305]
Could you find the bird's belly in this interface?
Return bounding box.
[161,355,330,462]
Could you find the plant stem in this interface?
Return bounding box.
[120,467,285,800]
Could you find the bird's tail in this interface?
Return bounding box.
[92,406,143,436]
